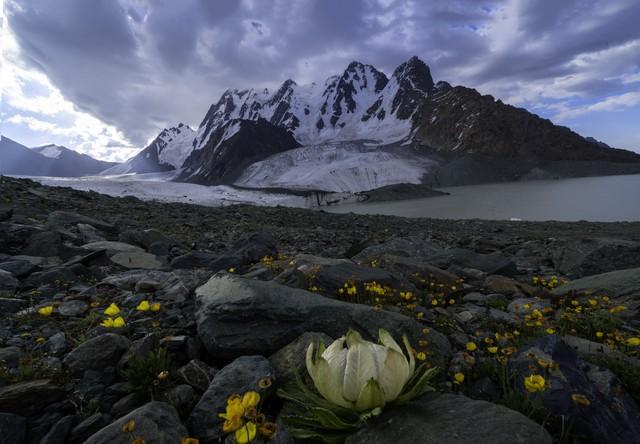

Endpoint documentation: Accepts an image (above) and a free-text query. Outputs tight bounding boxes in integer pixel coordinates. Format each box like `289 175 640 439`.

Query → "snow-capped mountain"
101 123 195 175
0 137 116 177
194 56 432 150
105 55 640 191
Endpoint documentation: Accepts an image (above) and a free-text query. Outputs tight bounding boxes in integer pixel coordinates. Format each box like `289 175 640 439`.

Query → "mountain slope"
101 124 195 175
178 118 300 185
32 144 116 175
0 137 116 177
413 82 639 162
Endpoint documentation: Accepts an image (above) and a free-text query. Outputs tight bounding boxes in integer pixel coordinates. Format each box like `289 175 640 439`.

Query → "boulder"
58 300 89 317
303 262 416 298
510 335 640 444
63 333 130 374
99 269 210 303
84 401 187 444
80 241 144 255
0 298 26 314
269 332 333 385
188 356 275 444
345 394 552 444
194 273 451 364
68 413 110 444
427 248 517 277
40 414 76 444
22 267 77 289
177 359 217 392
552 238 640 278
172 232 276 271
0 259 39 278
77 223 106 243
0 412 26 444
110 251 163 270
353 238 443 262
0 380 65 417
367 254 461 285
119 229 178 251
47 211 116 233
552 267 640 298
0 270 18 293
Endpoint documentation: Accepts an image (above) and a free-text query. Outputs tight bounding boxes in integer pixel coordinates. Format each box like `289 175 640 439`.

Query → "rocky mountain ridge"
0 137 116 177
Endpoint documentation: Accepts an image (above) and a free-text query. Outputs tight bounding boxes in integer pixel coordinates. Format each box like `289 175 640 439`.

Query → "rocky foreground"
0 175 639 444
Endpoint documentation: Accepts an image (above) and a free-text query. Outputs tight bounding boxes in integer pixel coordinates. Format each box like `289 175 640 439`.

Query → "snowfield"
235 143 434 192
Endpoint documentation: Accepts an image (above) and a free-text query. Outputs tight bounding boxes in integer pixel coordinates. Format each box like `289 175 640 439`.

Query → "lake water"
327 174 640 222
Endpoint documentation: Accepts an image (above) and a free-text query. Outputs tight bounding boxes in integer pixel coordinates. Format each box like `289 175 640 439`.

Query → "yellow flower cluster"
218 388 277 443
136 300 161 312
101 303 125 328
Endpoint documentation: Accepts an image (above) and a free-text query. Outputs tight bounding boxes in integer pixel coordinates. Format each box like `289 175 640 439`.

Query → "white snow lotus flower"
305 329 429 412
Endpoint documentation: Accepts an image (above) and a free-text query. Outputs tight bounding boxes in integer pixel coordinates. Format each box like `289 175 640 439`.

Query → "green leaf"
393 365 438 405
309 406 360 430
285 427 351 444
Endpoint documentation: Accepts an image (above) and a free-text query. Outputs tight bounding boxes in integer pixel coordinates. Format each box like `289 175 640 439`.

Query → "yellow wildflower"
228 267 236 273
150 303 161 312
113 316 126 328
524 374 547 393
416 351 427 361
180 438 200 444
626 337 640 346
235 422 257 444
136 300 150 311
38 306 54 316
596 331 604 338
157 370 169 380
466 342 477 352
453 372 465 384
241 391 261 409
104 303 120 316
100 318 115 328
545 328 556 335
487 346 498 354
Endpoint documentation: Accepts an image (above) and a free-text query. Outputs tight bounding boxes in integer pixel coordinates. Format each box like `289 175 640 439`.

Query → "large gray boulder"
0 270 18 293
552 267 640 298
0 380 65 417
345 394 552 444
552 238 640 278
188 356 275 444
84 401 187 444
194 273 451 363
63 333 130 374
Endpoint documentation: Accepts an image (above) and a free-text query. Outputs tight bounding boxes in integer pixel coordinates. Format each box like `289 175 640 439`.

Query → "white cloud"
553 91 640 121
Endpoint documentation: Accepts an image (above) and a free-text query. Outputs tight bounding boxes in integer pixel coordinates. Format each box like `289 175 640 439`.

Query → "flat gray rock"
63 333 130 374
81 241 144 254
110 251 163 270
552 267 640 298
345 394 552 444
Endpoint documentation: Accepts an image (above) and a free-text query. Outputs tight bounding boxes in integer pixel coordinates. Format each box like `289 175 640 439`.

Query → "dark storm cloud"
5 0 640 148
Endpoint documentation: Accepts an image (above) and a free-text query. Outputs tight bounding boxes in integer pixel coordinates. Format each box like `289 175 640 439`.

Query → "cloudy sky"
2 0 640 161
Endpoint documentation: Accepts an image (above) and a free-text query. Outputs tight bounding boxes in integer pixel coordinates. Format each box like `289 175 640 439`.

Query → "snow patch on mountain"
235 142 434 192
33 145 63 159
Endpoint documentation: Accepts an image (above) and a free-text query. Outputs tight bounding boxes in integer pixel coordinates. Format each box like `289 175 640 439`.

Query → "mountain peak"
392 56 434 92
